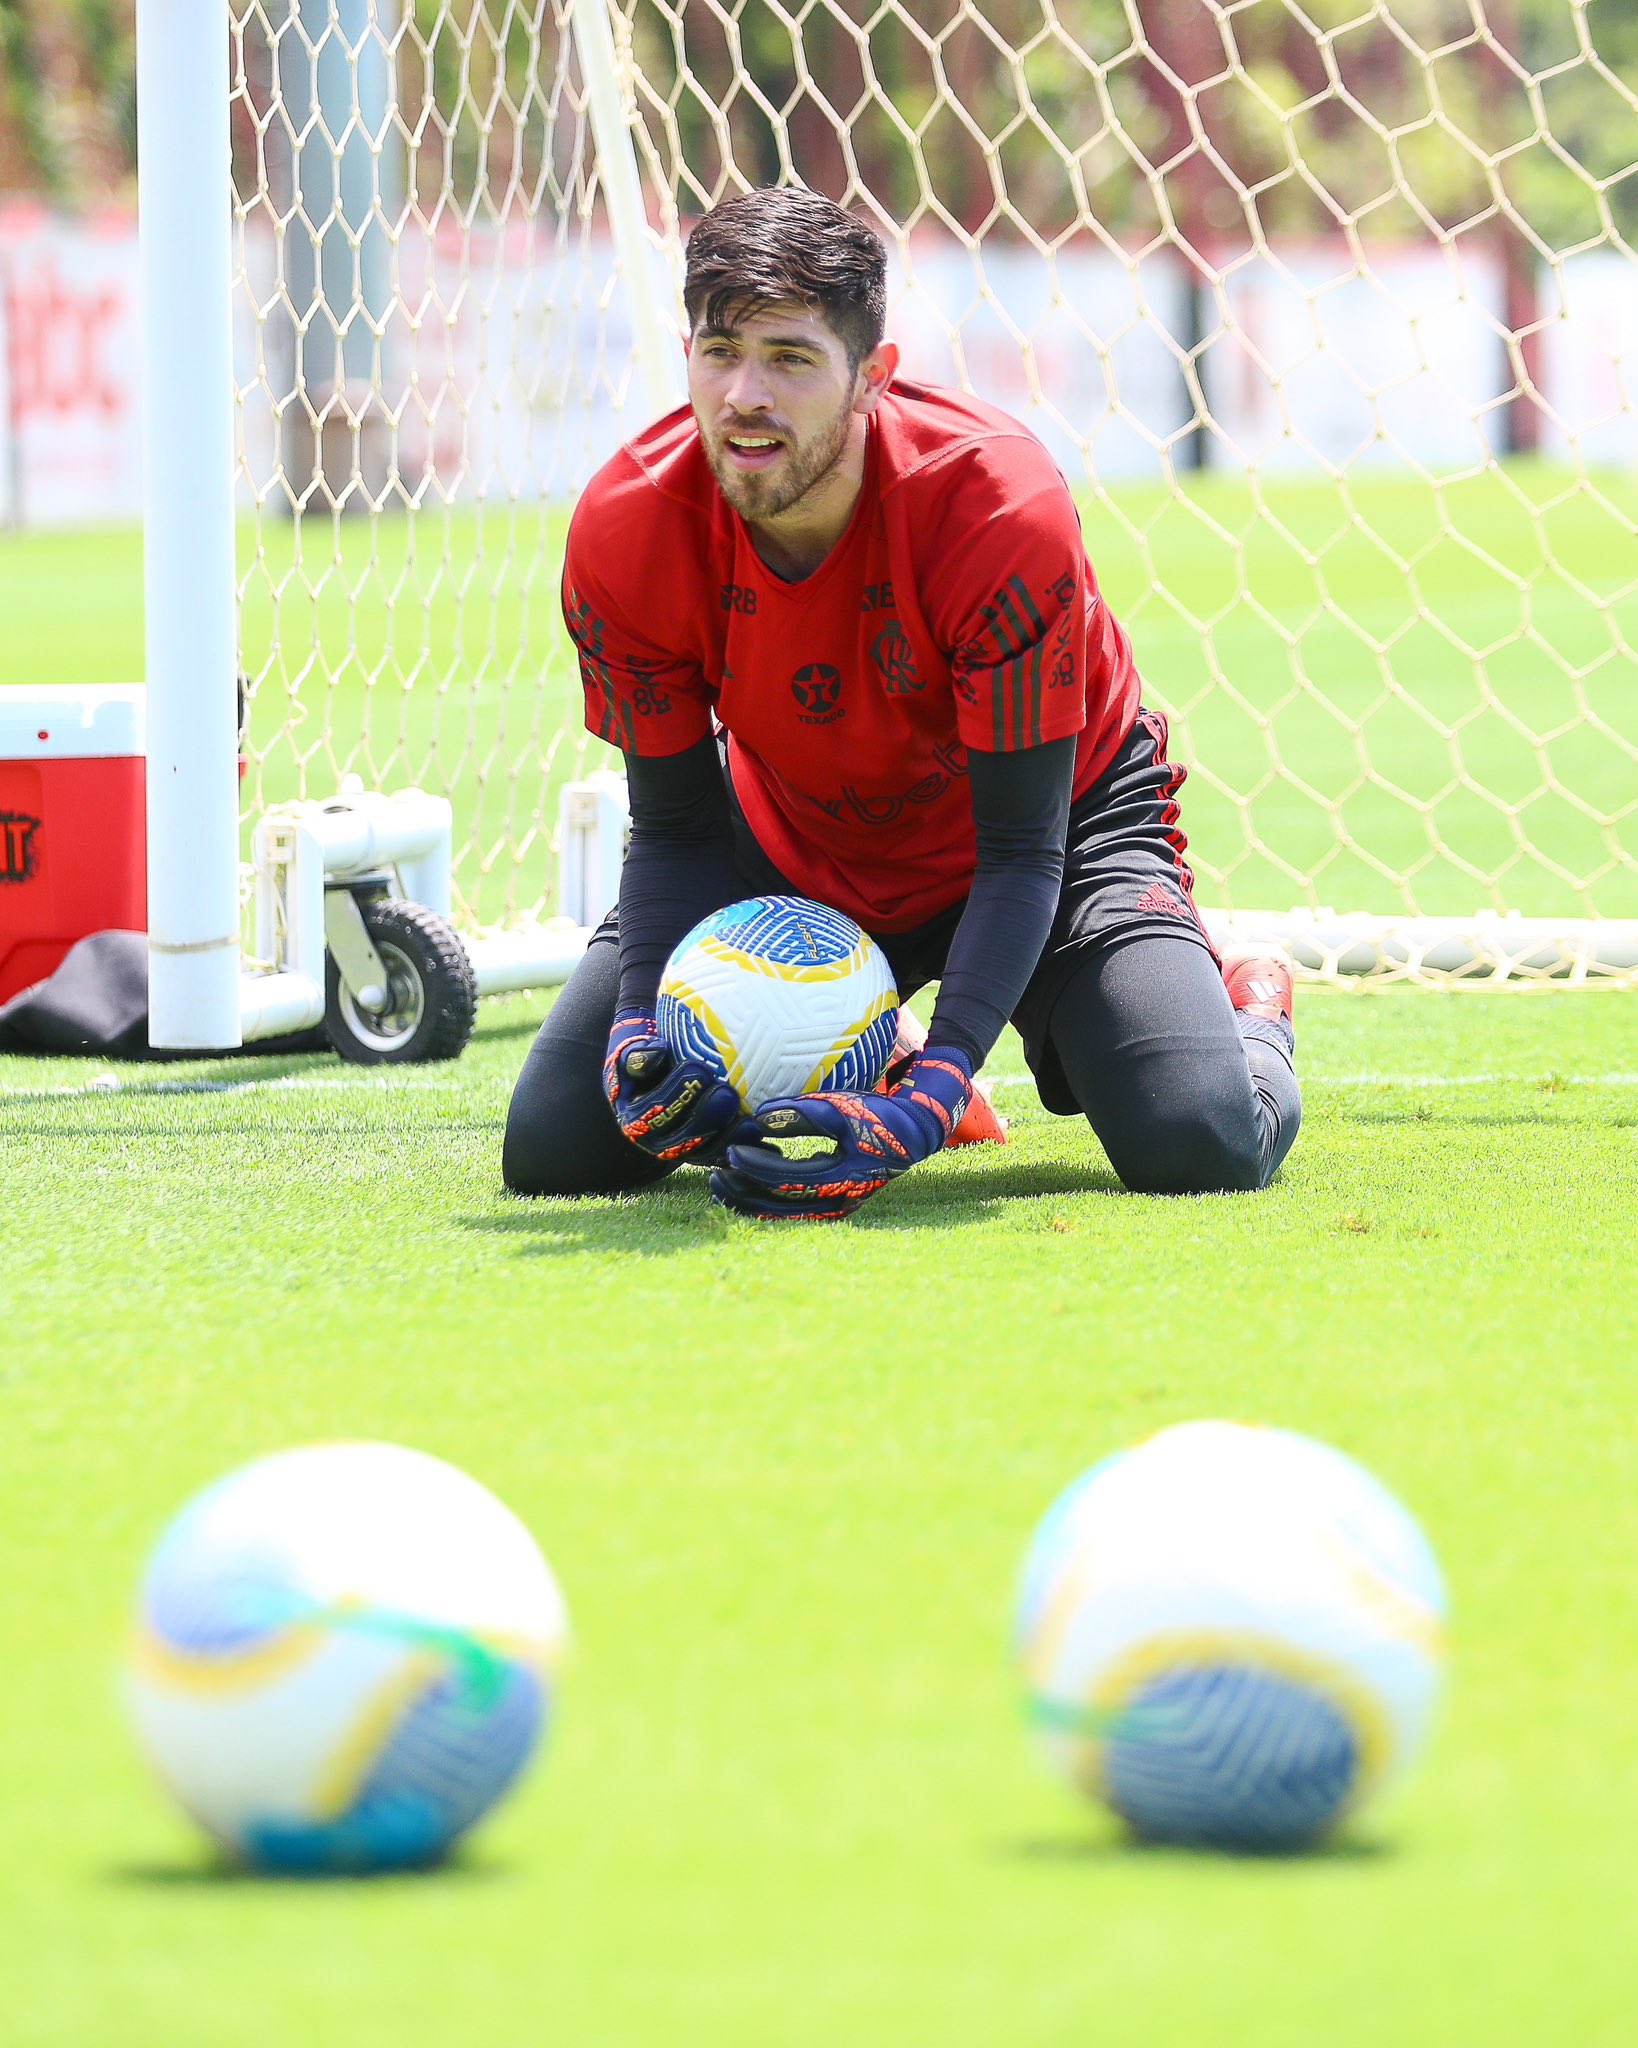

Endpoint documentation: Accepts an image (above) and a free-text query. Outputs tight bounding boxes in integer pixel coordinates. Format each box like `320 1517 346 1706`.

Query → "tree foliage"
623 0 1638 253
1 0 1633 260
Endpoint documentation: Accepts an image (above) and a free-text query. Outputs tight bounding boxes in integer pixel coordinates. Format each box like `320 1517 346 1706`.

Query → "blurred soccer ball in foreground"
657 894 898 1114
1016 1421 1445 1851
124 1442 567 1873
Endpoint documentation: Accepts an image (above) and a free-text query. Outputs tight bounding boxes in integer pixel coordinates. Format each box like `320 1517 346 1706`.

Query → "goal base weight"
207 783 589 1053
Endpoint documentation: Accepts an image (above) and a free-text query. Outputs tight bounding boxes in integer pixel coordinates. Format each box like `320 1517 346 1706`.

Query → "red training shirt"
564 379 1140 932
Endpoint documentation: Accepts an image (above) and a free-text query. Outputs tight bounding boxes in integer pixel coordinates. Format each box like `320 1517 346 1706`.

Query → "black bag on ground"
0 931 326 1059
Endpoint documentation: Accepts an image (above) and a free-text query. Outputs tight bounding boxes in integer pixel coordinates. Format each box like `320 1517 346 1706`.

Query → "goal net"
217 0 1638 986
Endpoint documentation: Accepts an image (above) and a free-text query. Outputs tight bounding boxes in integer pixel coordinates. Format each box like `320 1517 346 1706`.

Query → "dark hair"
683 188 887 368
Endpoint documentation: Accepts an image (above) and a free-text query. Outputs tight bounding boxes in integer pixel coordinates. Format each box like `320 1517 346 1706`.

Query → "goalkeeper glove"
602 1008 743 1163
709 1047 974 1222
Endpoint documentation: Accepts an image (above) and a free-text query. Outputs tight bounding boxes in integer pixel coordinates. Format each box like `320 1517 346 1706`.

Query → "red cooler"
0 685 147 1004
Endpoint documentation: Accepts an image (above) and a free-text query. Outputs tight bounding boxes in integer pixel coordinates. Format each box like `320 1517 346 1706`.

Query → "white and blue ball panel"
676 895 872 972
655 989 728 1080
811 1003 900 1094
127 1615 551 1874
1013 1451 1131 1649
658 893 899 1108
142 1493 317 1657
1100 1662 1361 1850
242 1649 547 1874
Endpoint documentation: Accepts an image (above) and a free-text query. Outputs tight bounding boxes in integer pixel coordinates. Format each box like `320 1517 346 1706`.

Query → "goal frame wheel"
323 890 478 1066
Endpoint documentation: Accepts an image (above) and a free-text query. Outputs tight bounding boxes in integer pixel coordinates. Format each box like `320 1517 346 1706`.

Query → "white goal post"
138 0 1638 1048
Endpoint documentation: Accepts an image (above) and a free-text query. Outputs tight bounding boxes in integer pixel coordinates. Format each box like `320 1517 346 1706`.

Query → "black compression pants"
502 920 1300 1200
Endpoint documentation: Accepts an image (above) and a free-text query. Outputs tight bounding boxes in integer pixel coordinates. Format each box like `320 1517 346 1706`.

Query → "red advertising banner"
0 202 143 527
1 201 1634 529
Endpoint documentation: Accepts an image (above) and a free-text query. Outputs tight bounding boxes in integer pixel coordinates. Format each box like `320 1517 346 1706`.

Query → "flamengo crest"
870 625 922 693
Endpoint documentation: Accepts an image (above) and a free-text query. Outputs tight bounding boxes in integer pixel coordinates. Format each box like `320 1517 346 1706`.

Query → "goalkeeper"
504 188 1300 1220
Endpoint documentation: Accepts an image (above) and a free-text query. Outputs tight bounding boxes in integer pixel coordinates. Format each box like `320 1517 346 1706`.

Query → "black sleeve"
616 736 741 1014
925 735 1075 1069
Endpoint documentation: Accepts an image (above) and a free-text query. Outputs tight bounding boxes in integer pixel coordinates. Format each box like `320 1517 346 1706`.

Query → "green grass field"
1 996 1635 2047
2 468 1636 2045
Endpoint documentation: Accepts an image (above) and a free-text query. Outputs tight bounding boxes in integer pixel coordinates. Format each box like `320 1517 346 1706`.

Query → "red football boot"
1222 949 1296 1034
878 1004 1010 1145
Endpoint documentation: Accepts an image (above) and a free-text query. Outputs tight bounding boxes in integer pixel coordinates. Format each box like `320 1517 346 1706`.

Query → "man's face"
687 303 867 522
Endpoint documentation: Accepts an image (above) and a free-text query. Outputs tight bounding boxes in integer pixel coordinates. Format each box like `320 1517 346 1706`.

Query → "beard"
702 395 855 522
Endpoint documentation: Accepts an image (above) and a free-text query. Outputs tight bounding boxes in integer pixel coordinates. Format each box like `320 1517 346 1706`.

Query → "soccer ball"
123 1442 568 1873
1016 1420 1446 1850
656 895 899 1114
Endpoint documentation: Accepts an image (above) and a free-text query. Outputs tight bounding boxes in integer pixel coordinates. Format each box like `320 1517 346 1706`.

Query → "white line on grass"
983 1071 1638 1090
5 1070 1635 1102
1305 1072 1638 1088
0 1071 469 1099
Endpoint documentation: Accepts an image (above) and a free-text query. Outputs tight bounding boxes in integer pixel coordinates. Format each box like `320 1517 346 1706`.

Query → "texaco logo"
791 662 845 725
870 624 922 694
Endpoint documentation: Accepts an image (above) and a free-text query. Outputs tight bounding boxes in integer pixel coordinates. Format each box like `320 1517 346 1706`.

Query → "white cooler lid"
0 684 146 759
